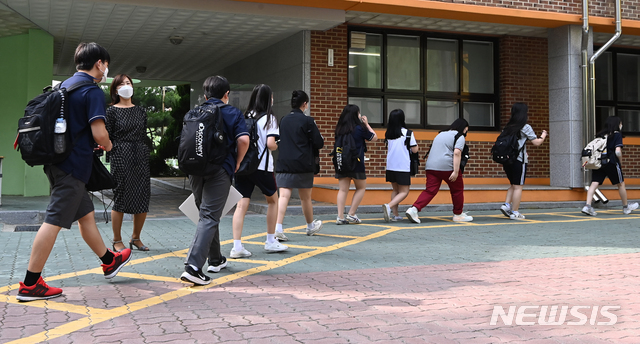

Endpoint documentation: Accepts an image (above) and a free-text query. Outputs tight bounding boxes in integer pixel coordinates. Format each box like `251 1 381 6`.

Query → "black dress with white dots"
105 105 150 214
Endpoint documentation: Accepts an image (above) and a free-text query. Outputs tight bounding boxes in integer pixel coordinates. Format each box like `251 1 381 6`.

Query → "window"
348 28 498 130
595 49 640 134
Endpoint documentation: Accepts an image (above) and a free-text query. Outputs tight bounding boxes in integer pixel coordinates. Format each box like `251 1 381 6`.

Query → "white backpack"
581 135 608 170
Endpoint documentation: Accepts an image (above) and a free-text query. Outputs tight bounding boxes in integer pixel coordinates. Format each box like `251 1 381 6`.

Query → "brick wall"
310 24 348 177
623 145 640 178
310 26 551 179
432 0 639 20
497 36 550 178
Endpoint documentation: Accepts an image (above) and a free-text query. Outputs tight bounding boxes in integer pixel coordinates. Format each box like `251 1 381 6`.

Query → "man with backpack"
180 76 249 285
16 43 132 302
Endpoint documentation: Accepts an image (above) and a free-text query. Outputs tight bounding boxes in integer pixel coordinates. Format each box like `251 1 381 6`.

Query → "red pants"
412 170 465 215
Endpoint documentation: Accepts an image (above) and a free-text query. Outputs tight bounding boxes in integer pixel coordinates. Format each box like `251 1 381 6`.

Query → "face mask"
100 65 109 83
118 85 133 99
463 132 468 137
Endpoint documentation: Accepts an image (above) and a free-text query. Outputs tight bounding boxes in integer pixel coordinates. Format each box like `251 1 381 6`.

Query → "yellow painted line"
7 224 404 344
313 233 361 239
109 272 183 283
241 241 324 250
227 258 271 264
0 294 99 315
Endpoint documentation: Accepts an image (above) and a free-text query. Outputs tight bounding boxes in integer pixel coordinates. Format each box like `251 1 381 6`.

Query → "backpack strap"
404 129 413 152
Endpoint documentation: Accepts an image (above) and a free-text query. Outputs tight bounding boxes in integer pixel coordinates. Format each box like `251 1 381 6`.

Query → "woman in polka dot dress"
106 74 151 252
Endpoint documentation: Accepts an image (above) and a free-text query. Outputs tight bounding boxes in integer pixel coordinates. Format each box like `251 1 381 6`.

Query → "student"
180 76 249 285
17 43 132 302
582 116 638 216
231 84 288 258
405 118 472 224
382 109 418 222
106 74 151 252
275 90 325 238
498 103 547 220
334 105 378 225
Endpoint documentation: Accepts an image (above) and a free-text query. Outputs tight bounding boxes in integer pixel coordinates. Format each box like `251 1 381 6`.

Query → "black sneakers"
207 256 228 273
180 265 211 285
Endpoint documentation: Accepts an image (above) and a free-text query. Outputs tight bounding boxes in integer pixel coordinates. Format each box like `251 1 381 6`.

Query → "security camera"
136 66 147 73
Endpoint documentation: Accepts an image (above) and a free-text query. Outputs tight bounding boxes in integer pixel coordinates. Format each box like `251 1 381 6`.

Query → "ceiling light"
169 36 184 45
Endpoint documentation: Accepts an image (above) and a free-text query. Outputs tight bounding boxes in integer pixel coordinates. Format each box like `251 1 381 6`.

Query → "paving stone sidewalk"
1 206 640 343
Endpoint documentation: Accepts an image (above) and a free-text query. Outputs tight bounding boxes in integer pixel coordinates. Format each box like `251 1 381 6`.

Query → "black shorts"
44 165 94 229
235 170 277 198
592 162 624 185
385 170 411 186
503 161 527 186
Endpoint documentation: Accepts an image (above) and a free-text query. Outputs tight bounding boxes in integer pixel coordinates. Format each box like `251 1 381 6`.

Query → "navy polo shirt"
204 98 248 177
56 72 106 184
351 125 375 173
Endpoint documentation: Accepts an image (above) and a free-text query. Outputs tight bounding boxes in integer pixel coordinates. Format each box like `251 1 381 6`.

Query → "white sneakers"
229 246 252 259
581 205 597 216
453 213 473 222
382 204 392 223
623 202 639 215
275 232 289 241
306 219 323 236
405 206 420 224
264 241 288 252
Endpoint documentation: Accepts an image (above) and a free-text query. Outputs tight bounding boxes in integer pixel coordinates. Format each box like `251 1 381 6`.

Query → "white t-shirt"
516 124 537 163
425 130 465 171
248 111 279 172
386 128 417 172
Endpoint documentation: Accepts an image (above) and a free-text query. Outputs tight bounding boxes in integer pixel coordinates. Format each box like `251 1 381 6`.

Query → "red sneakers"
102 248 132 279
17 277 63 302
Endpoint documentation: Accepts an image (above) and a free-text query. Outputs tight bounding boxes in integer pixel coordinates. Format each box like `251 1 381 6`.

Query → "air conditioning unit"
350 31 366 51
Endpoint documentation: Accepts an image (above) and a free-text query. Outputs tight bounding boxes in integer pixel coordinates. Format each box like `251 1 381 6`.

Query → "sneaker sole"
265 246 288 252
500 208 511 217
180 272 211 285
453 218 473 222
581 210 597 216
382 205 390 223
16 293 63 302
229 252 252 259
406 213 420 224
104 252 133 279
306 225 323 236
207 261 228 273
275 234 289 242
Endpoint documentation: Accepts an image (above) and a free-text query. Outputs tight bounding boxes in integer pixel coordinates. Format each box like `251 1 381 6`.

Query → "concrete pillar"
0 29 53 196
548 25 592 188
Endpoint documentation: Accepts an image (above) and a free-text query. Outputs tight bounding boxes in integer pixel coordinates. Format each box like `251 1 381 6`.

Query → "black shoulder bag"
404 130 420 176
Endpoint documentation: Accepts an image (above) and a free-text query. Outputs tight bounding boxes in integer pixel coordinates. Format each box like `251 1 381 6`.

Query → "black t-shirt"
606 131 623 165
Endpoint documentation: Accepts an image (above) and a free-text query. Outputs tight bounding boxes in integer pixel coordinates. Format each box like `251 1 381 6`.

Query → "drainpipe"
581 0 591 191
582 0 621 203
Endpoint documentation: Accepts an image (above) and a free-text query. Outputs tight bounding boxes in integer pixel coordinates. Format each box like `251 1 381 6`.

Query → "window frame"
594 47 640 135
347 26 500 131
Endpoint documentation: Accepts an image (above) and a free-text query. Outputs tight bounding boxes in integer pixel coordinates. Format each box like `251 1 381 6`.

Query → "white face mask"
100 66 109 83
118 85 133 99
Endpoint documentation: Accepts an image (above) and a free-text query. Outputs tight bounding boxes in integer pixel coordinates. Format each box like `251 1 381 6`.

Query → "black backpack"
16 81 98 167
178 103 228 176
454 133 470 173
404 129 420 176
491 131 522 165
236 113 268 176
331 133 360 173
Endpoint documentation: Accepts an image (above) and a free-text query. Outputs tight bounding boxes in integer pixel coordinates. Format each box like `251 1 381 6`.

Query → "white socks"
266 234 276 244
233 240 243 251
307 222 314 230
275 223 283 233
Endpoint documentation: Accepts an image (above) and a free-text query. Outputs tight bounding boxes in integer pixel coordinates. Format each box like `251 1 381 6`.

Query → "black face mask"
462 132 468 137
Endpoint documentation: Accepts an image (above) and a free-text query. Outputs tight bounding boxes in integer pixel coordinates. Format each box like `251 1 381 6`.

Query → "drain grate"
14 225 40 232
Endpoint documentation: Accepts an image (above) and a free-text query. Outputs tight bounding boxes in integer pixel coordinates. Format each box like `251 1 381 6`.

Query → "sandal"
129 238 149 251
112 240 125 252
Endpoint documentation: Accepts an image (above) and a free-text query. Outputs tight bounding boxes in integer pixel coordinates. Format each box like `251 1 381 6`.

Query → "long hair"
385 109 406 140
245 84 275 130
109 74 133 105
441 118 469 135
335 104 363 136
597 116 622 137
502 102 528 137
